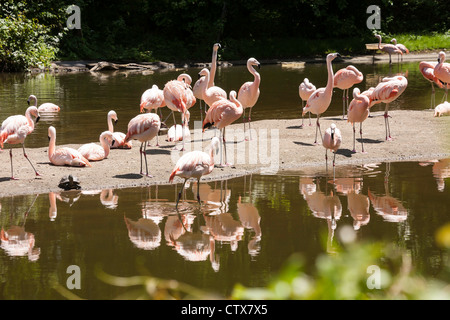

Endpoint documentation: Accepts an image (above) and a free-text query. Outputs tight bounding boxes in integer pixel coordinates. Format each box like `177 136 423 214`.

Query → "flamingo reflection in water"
124 213 162 251
419 158 450 192
368 163 408 223
0 195 40 261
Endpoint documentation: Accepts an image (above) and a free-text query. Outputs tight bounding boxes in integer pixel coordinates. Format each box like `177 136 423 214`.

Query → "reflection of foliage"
55 224 450 300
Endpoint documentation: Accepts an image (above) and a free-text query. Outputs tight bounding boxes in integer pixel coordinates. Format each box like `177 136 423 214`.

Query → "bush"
0 13 62 72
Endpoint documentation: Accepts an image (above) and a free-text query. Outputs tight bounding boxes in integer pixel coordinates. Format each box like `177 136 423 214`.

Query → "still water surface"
0 160 449 299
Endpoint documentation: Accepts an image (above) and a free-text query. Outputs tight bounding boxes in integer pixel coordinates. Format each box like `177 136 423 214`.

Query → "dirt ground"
1 109 449 197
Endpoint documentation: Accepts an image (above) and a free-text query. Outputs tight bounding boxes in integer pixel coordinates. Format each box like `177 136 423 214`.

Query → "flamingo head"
330 123 337 140
248 57 261 69
177 73 192 86
108 110 118 122
198 68 209 79
27 95 37 106
27 106 40 123
327 52 341 62
438 51 446 64
213 43 221 51
390 38 397 45
352 87 361 98
210 137 220 154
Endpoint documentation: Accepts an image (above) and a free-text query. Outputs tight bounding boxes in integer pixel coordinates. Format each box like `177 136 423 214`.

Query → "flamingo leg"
352 123 356 153
431 82 435 108
325 149 328 172
197 178 201 204
360 122 366 153
342 90 346 119
143 141 152 177
139 143 144 174
22 144 40 177
200 100 203 125
181 112 185 151
314 114 323 144
9 149 17 180
300 100 304 128
176 178 188 209
384 103 392 140
243 108 247 141
248 108 253 141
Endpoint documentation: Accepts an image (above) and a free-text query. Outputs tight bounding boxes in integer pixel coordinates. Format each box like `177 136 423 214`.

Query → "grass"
385 32 450 52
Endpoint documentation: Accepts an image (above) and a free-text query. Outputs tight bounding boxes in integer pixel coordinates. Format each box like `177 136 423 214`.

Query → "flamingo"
370 75 408 140
419 61 444 108
198 68 227 108
434 51 450 101
203 90 243 166
303 52 340 144
333 65 364 119
193 43 221 123
124 113 161 176
0 106 41 179
434 101 450 117
375 34 402 64
238 57 261 141
163 75 194 151
78 131 115 161
47 126 91 167
347 88 371 153
107 110 132 149
27 95 60 113
299 78 316 127
167 111 191 142
169 137 220 208
140 84 166 119
323 123 342 172
390 38 409 61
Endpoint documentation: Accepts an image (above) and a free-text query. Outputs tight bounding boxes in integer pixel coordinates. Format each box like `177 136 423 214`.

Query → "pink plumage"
140 85 166 113
347 88 371 153
48 126 91 167
334 65 364 118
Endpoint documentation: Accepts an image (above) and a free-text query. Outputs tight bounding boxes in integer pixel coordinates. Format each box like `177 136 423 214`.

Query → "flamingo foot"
10 176 18 181
351 149 357 153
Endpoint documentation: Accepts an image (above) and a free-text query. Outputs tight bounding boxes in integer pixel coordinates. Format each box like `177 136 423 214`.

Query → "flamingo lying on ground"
169 137 220 208
0 106 41 179
107 110 132 149
238 57 261 141
299 78 316 127
333 65 363 119
78 131 115 161
124 113 161 176
347 88 371 153
303 52 340 144
48 126 91 167
203 90 243 167
375 35 402 64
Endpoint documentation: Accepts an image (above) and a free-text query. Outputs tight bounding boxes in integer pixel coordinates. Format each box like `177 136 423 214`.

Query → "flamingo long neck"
30 97 37 107
107 115 114 132
100 135 111 158
209 47 219 88
324 58 335 96
48 132 56 160
201 70 211 96
377 36 382 49
249 63 261 88
25 109 35 130
230 93 243 113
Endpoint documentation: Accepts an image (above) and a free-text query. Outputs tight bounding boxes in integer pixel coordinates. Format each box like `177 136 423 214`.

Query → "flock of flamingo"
1 38 449 207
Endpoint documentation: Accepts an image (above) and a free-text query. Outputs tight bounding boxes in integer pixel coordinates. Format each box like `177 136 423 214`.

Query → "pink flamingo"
370 75 408 140
198 68 227 108
322 123 342 173
303 52 340 144
375 35 403 64
390 38 409 62
163 75 194 151
169 137 220 208
27 95 60 113
78 131 115 161
347 88 371 153
299 78 316 127
0 106 41 179
434 51 450 101
193 43 221 123
140 84 166 119
124 113 161 176
167 111 191 142
333 65 363 118
419 61 444 108
238 57 261 141
107 110 132 149
203 90 243 166
47 126 91 167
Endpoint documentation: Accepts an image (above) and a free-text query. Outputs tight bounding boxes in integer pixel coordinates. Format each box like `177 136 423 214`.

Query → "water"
0 160 449 299
0 61 442 149
0 61 449 299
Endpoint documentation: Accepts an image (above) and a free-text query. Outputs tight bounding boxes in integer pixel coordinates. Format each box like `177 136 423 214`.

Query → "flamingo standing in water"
0 106 41 179
434 51 450 101
169 137 220 208
107 110 132 149
299 78 316 127
347 88 371 153
78 131 115 161
27 95 60 113
203 90 243 166
193 43 221 123
391 38 409 62
323 123 342 173
238 57 261 141
124 113 161 176
47 126 91 167
375 35 403 64
370 75 408 140
333 65 363 119
303 52 340 144
419 61 444 108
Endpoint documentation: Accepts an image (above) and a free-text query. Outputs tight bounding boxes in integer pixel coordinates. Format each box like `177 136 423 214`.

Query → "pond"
0 59 449 299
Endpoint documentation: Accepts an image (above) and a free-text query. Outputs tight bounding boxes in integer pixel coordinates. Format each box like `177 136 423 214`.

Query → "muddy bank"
0 109 449 197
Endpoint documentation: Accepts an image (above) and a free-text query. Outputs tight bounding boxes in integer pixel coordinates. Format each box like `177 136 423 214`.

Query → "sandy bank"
0 109 449 197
